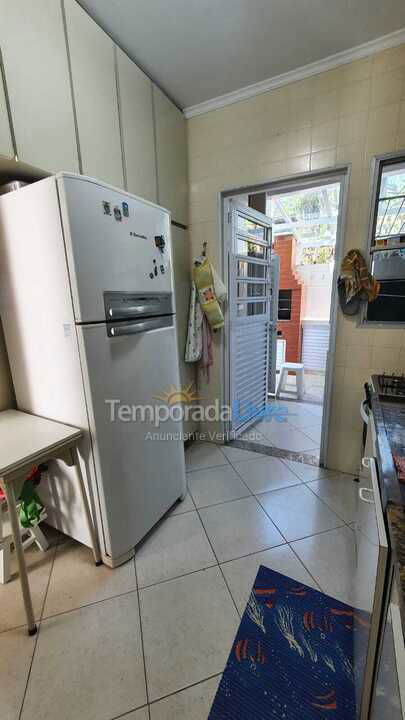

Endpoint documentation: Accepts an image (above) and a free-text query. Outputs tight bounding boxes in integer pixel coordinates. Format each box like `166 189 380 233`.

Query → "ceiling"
80 0 405 110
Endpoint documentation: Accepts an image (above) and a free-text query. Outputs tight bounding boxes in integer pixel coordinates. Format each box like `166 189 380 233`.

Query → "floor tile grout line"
303 479 356 527
39 585 140 624
254 491 348 546
216 453 259 499
224 452 306 498
186 454 255 509
38 533 63 621
187 490 253 513
138 561 220 592
229 447 323 495
17 536 59 720
193 503 243 620
147 671 223 708
287 542 324 593
276 455 309 481
253 479 348 528
18 620 42 720
110 702 149 720
226 443 310 480
186 461 229 474
134 555 152 720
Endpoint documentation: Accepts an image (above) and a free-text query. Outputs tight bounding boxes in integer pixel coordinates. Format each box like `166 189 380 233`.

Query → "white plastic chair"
0 496 49 584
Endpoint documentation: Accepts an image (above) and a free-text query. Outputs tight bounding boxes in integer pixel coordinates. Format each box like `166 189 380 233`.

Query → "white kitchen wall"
187 44 405 473
296 264 333 321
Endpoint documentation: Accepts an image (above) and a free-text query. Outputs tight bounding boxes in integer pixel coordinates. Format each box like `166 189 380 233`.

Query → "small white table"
0 410 101 635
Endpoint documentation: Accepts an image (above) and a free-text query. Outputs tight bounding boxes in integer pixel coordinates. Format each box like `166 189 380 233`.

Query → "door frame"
220 165 351 466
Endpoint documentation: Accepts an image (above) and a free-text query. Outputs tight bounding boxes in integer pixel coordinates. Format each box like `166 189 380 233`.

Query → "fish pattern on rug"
209 565 369 719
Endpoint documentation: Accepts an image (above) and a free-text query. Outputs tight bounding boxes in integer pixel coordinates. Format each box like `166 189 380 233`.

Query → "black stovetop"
372 373 405 400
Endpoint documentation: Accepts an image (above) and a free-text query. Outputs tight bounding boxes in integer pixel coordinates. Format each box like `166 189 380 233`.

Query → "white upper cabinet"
64 0 123 188
0 69 12 159
116 48 156 203
153 85 188 225
0 0 79 172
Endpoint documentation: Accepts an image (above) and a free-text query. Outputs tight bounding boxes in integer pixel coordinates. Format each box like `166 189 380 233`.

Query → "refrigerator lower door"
77 317 186 565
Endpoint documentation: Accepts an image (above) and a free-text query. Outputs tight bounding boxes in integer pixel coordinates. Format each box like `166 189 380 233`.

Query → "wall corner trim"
183 26 405 119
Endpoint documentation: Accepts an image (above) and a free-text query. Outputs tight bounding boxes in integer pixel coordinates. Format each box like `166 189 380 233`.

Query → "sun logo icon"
153 383 200 406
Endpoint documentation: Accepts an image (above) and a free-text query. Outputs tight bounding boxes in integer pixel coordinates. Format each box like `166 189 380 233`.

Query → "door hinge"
227 211 231 223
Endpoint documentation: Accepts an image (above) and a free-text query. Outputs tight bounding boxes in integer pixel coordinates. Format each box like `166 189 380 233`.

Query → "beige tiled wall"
187 44 405 473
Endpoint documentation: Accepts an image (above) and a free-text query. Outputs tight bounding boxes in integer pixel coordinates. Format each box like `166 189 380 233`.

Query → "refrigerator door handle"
107 303 162 319
107 315 173 338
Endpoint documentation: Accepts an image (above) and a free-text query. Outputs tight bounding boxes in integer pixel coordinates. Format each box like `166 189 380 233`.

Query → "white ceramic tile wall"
187 44 405 473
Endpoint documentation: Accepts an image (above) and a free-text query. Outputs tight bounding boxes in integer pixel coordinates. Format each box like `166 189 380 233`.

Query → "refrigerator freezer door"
57 174 173 323
77 319 186 563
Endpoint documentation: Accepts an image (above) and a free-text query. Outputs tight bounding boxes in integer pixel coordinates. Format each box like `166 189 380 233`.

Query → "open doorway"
223 170 348 467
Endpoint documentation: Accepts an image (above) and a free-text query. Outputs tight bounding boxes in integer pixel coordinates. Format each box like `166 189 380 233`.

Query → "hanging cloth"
340 249 380 303
200 314 213 381
193 257 225 330
185 281 203 362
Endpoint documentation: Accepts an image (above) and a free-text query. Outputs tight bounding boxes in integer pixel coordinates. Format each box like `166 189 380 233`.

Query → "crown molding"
183 27 405 119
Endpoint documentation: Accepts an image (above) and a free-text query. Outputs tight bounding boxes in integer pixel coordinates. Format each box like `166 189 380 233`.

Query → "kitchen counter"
370 391 405 634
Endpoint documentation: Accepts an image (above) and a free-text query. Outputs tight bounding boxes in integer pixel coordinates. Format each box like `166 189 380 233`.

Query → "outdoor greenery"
300 245 335 265
269 183 339 265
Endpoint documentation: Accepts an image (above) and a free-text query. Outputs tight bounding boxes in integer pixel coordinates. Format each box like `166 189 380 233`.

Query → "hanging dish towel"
340 249 380 303
185 281 203 362
185 256 227 382
200 314 213 381
193 257 225 330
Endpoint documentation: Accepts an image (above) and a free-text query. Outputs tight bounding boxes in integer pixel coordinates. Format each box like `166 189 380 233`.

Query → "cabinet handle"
360 400 369 424
359 487 375 504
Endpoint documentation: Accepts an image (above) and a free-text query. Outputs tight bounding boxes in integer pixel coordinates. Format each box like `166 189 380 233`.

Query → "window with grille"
278 289 292 320
366 153 405 323
372 158 405 246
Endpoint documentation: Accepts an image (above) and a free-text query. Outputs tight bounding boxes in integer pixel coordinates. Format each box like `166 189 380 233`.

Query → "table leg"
71 446 102 566
3 481 37 635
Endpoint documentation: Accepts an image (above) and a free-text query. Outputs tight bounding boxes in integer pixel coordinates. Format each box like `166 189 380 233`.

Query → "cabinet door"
0 68 12 158
353 456 389 719
171 226 197 436
64 0 123 188
0 0 78 172
370 599 405 719
153 85 188 225
116 48 156 202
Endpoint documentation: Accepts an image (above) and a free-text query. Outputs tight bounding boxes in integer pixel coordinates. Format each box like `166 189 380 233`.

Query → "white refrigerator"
0 173 186 567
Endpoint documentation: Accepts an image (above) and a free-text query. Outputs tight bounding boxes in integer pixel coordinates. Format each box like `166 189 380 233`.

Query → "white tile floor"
252 399 323 456
0 442 358 720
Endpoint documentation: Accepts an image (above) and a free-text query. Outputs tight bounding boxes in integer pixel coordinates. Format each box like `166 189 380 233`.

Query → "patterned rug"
209 566 369 719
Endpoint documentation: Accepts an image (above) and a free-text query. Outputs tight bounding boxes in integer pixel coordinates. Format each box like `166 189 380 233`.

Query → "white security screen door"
227 201 273 435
